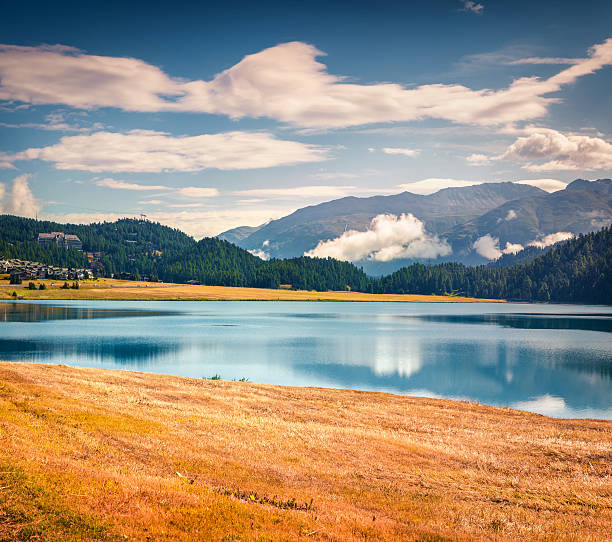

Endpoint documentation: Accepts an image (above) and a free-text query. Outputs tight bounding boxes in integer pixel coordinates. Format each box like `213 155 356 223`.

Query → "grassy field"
0 277 502 302
0 363 609 541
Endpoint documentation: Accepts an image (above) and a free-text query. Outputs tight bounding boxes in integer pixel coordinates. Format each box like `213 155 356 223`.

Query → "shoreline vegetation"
0 277 503 302
0 362 609 541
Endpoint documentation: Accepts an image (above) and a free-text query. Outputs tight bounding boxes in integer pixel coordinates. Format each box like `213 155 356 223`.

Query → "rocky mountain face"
218 179 612 274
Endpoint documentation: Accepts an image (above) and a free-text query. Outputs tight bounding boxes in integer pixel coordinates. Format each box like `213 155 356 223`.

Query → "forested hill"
0 215 196 277
158 238 370 291
373 226 612 304
1 214 610 303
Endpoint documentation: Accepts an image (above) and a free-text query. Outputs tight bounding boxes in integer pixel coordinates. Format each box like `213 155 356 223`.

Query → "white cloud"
465 153 490 166
95 178 219 199
475 231 574 259
505 209 517 221
460 1 484 14
500 129 612 171
508 57 581 66
95 178 168 191
473 234 523 260
234 185 356 199
248 249 270 260
528 232 574 249
0 44 183 111
473 234 502 259
398 178 485 195
305 213 451 262
382 147 420 157
513 178 567 192
176 187 219 198
4 130 328 172
1 39 611 129
503 242 523 254
0 174 41 218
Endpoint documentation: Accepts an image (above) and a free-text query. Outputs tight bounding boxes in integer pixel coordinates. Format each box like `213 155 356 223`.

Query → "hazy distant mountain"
218 179 612 274
225 182 544 258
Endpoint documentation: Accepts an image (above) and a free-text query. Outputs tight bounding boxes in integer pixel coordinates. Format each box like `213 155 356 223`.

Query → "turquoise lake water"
0 300 610 419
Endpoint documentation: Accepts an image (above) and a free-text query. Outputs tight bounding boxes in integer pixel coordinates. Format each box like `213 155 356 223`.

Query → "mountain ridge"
219 179 612 273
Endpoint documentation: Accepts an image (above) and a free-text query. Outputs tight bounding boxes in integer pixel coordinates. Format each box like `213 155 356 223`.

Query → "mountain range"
219 179 612 274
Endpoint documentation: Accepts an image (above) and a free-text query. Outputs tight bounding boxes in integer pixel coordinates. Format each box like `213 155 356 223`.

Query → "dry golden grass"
0 362 609 541
0 278 502 303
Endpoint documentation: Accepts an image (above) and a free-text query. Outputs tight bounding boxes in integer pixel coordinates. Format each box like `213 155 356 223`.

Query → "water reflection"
408 313 612 333
0 337 180 364
0 301 178 322
0 300 610 418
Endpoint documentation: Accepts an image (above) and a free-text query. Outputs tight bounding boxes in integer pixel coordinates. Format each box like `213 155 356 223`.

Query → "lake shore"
0 278 502 302
0 362 609 541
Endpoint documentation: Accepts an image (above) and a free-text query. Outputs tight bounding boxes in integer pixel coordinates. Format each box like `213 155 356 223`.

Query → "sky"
0 0 611 238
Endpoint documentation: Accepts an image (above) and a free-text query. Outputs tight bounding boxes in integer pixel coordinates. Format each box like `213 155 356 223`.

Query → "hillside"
158 237 370 291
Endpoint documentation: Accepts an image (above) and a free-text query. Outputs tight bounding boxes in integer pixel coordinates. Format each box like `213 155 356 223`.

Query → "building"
37 232 83 251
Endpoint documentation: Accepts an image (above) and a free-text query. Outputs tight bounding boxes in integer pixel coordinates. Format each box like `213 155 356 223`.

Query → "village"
0 258 93 282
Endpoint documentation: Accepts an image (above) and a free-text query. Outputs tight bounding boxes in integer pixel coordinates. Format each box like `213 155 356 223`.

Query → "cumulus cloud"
503 242 524 254
398 178 485 195
528 232 574 248
513 178 567 192
305 213 451 262
248 248 270 260
1 39 611 129
500 128 612 171
3 130 327 172
473 234 523 260
0 174 41 218
382 147 420 157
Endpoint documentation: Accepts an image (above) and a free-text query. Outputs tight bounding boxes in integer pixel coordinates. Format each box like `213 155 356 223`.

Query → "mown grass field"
0 363 609 541
0 277 502 302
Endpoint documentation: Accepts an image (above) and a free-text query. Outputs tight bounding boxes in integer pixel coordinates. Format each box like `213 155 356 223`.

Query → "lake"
0 300 610 419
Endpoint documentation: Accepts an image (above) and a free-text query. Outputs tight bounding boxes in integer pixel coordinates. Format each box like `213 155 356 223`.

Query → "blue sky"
0 0 611 237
